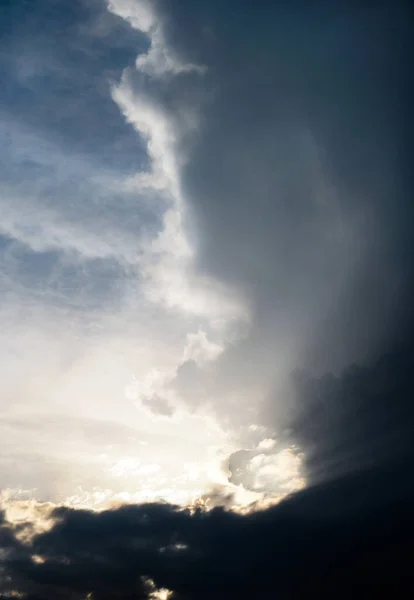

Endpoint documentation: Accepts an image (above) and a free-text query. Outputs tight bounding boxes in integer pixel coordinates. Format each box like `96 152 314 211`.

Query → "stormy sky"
1 0 413 597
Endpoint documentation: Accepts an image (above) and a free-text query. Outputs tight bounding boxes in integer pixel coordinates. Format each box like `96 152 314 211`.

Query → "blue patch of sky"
0 0 165 313
1 0 149 174
0 232 135 313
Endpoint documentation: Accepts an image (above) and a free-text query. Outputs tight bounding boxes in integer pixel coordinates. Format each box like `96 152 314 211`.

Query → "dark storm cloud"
150 0 414 497
263 334 414 487
223 329 414 491
150 0 414 374
1 455 414 599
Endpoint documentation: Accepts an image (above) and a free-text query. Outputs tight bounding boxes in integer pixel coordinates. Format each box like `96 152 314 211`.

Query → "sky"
1 0 413 598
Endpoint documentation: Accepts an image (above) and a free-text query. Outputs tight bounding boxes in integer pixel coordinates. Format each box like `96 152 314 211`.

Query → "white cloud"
257 438 276 450
110 40 247 327
107 0 155 34
108 0 205 76
182 330 223 365
248 448 305 494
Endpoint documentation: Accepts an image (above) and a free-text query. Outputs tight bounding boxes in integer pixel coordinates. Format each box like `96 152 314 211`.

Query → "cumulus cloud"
109 0 205 77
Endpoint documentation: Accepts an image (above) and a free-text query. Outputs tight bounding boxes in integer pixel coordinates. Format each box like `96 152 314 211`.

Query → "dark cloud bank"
1 449 414 598
173 0 414 375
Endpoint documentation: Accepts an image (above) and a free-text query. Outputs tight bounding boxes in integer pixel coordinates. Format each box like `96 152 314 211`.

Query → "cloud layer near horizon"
2 448 414 598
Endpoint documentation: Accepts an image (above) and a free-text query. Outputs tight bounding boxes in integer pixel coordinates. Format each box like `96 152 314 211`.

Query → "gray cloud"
133 0 413 379
141 394 174 417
